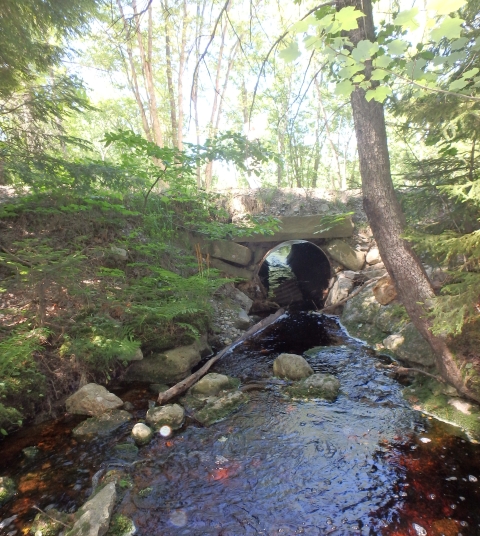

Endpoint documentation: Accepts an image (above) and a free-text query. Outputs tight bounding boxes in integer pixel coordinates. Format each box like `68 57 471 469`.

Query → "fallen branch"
0 244 33 267
32 506 72 529
157 308 285 405
319 275 382 314
386 364 447 384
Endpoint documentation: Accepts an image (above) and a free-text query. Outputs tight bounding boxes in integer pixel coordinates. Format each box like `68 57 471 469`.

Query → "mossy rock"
30 509 71 536
0 476 15 506
373 303 409 334
286 374 340 402
195 391 248 426
403 378 480 440
106 514 136 536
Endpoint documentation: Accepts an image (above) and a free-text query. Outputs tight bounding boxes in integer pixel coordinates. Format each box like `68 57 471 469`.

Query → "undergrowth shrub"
0 329 48 432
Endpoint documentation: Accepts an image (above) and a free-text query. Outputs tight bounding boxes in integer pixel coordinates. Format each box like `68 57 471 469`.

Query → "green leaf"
352 73 365 83
279 41 301 62
427 0 467 16
462 68 479 78
373 55 393 68
404 58 427 80
449 78 469 91
291 16 317 33
0 428 7 436
351 39 379 62
385 39 409 56
338 63 364 78
335 6 364 31
304 35 322 50
451 37 468 50
370 69 389 81
365 86 392 103
394 8 420 31
335 79 355 97
431 17 464 41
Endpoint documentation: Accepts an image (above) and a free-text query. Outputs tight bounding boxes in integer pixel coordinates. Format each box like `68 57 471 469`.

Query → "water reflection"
1 313 480 535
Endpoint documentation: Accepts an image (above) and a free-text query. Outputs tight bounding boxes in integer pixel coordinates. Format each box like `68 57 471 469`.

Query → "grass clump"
107 514 135 536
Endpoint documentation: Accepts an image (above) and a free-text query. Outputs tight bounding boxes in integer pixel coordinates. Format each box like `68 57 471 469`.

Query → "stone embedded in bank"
207 240 252 266
72 410 132 441
324 239 366 271
273 353 313 380
66 383 124 417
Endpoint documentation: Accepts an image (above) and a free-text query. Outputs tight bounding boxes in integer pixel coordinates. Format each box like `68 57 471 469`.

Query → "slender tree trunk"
162 0 178 146
338 0 478 401
177 0 188 151
315 78 343 190
116 0 153 141
132 0 164 146
204 16 229 190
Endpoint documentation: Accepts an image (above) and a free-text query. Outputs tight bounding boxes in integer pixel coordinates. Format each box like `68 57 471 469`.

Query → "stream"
1 312 480 535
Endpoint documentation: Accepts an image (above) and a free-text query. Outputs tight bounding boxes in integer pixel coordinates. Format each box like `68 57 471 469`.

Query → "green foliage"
0 329 48 430
313 211 354 234
59 314 140 373
107 514 135 536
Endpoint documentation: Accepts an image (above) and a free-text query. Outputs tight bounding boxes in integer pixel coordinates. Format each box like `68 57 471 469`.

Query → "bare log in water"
157 308 285 405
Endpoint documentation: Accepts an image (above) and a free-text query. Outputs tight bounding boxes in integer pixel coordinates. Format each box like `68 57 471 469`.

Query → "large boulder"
66 384 124 417
146 404 184 431
72 410 132 441
190 373 232 397
273 353 313 380
383 323 436 368
65 482 117 536
125 335 210 384
324 240 366 271
207 240 252 266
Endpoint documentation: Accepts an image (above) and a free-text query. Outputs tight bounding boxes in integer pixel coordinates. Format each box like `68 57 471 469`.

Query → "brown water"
1 312 480 535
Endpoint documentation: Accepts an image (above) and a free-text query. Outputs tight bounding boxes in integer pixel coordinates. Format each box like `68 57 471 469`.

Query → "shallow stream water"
1 312 480 535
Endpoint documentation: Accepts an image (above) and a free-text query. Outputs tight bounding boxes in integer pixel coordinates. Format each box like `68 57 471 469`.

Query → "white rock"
366 247 381 265
448 398 472 415
131 423 153 446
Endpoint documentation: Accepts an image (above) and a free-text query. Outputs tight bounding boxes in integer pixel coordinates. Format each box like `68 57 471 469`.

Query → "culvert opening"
257 240 331 310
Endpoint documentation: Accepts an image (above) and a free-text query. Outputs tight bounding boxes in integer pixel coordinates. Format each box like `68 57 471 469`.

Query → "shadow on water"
1 312 480 535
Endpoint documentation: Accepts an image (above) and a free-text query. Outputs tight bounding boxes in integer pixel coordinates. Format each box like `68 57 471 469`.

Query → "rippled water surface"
1 312 480 535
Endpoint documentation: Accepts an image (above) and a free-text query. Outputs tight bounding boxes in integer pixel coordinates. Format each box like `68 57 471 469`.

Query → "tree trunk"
338 0 479 401
177 0 188 151
132 0 164 147
163 0 178 146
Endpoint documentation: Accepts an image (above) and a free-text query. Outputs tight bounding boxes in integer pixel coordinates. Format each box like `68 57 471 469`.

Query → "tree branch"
249 2 336 123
